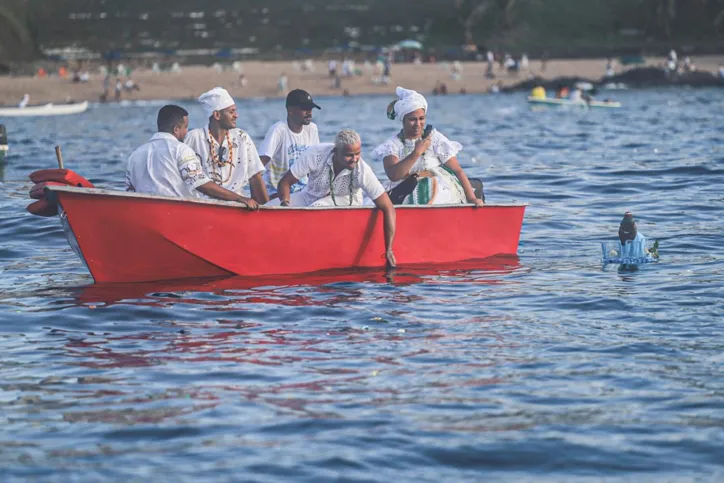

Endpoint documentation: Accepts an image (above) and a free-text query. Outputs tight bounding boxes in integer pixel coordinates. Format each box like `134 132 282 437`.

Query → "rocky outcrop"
508 67 724 92
606 67 724 87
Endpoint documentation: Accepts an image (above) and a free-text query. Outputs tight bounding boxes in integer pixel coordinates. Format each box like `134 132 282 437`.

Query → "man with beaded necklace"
275 129 397 268
185 87 269 207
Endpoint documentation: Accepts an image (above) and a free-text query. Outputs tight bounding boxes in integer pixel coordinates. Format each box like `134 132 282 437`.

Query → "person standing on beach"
278 72 288 93
102 75 111 102
258 89 321 197
184 87 269 205
114 78 122 102
125 105 259 209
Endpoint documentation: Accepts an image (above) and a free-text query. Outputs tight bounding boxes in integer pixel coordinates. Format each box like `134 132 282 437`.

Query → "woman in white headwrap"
372 87 483 206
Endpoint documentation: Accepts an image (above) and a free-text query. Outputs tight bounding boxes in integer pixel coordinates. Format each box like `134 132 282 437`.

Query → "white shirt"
125 132 209 198
372 130 463 189
184 127 265 195
291 144 385 206
258 120 319 193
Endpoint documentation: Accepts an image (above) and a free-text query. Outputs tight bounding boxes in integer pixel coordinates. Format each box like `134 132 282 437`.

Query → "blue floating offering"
602 232 659 265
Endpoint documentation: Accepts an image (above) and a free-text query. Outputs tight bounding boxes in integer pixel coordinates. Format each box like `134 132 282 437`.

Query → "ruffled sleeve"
431 131 463 163
372 137 403 163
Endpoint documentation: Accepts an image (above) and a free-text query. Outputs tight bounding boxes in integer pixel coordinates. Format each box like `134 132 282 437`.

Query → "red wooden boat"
45 185 526 283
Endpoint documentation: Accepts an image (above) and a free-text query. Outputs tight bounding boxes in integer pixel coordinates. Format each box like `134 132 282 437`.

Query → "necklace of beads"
328 156 355 207
207 129 235 184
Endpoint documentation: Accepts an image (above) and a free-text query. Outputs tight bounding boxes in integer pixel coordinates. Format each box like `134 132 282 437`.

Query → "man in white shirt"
258 89 321 197
125 104 259 209
276 129 397 268
18 94 30 108
184 87 269 204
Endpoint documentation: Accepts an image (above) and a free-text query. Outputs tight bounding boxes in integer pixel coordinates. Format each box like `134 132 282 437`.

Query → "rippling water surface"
1 89 723 482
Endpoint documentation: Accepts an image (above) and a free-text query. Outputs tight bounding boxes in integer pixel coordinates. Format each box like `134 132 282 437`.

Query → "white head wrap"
198 87 235 118
389 86 428 121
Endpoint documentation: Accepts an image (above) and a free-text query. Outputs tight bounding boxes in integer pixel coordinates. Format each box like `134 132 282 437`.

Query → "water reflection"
69 256 522 307
0 257 527 433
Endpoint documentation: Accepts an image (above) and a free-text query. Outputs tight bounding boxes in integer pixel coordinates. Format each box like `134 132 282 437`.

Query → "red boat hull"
50 187 526 283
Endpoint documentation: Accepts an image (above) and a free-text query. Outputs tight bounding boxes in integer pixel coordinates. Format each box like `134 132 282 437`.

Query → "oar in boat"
55 145 64 169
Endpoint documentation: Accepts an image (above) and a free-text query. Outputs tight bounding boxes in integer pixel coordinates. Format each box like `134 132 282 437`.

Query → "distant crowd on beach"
12 46 724 108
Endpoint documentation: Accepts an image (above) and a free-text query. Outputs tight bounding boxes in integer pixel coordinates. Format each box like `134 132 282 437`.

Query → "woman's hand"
385 250 397 268
413 136 432 156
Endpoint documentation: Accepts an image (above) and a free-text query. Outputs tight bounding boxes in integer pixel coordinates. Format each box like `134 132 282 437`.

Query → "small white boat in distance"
527 97 622 109
0 101 89 117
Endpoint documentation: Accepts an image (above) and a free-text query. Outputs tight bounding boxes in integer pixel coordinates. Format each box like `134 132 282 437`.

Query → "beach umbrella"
397 40 423 50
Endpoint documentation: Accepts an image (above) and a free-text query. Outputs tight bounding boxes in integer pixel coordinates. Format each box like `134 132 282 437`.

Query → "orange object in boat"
29 169 94 188
29 181 67 200
27 199 59 217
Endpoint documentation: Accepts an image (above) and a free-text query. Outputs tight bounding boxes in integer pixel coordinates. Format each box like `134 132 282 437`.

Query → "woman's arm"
383 136 432 182
372 192 397 267
444 156 484 207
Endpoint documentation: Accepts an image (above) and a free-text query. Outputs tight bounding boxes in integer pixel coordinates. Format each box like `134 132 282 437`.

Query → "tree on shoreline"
453 0 530 44
454 0 495 44
0 1 35 63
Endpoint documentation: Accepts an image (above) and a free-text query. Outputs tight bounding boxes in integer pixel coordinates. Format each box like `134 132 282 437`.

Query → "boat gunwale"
47 185 528 211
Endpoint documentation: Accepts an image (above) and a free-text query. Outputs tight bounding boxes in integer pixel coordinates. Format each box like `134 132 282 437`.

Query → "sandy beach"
0 56 722 106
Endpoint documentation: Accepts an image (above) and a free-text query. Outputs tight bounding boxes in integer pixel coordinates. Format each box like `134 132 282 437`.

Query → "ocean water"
1 89 723 482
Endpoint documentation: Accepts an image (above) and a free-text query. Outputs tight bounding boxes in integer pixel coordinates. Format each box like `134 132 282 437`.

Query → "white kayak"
527 97 622 109
0 101 89 117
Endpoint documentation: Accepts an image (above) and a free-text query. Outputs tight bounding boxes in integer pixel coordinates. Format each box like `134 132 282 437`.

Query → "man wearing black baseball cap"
286 88 321 110
258 89 321 197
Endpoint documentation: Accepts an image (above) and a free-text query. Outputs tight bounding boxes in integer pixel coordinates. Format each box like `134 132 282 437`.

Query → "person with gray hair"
276 128 397 267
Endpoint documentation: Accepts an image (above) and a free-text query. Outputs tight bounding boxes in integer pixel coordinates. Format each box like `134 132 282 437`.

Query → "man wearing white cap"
184 87 269 205
126 105 258 209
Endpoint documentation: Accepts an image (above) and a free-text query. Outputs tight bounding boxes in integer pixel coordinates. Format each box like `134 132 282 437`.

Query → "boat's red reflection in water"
71 255 522 307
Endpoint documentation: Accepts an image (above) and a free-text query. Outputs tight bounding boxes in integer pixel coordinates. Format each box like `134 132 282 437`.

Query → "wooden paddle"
54 145 64 169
